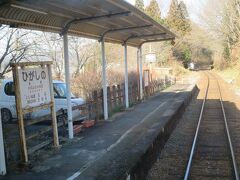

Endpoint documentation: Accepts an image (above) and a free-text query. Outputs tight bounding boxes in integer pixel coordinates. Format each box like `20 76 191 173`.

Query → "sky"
125 0 205 24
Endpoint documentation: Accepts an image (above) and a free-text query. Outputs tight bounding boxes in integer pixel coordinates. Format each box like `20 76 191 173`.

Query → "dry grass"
216 62 240 87
168 60 189 76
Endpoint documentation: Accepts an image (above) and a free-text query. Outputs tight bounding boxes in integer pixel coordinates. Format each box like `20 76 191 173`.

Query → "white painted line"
107 101 167 152
66 100 168 180
66 90 189 180
66 88 192 180
67 172 81 180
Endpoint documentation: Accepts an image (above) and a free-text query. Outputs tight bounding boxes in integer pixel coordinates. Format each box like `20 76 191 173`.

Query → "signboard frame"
144 69 150 87
145 53 156 63
11 61 59 163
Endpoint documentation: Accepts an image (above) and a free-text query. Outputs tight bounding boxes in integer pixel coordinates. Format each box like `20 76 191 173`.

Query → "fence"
82 76 176 121
2 76 175 166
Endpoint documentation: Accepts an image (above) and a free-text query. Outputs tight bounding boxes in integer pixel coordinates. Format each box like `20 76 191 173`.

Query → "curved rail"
184 72 239 180
215 74 239 180
184 72 209 180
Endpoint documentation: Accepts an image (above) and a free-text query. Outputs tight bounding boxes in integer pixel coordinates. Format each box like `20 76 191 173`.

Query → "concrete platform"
3 83 197 180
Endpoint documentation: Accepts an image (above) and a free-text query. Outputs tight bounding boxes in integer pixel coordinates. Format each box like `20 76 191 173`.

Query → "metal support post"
63 33 73 139
137 48 140 100
139 46 143 100
0 111 6 175
101 39 108 120
124 44 129 108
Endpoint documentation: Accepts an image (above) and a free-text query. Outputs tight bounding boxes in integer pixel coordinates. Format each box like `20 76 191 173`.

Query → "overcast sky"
125 0 206 23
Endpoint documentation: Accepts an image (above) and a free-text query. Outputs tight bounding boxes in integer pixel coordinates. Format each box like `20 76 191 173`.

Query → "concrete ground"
3 78 198 180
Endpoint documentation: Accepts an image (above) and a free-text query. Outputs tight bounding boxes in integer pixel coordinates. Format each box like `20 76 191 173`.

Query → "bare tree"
69 37 97 77
0 26 31 78
34 32 64 80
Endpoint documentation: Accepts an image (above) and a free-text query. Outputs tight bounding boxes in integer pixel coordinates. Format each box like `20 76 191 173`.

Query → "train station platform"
4 78 198 180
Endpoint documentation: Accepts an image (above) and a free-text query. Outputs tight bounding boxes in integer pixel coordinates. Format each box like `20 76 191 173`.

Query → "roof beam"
124 32 167 43
60 11 131 36
139 37 175 47
99 24 153 41
107 0 176 37
10 3 48 15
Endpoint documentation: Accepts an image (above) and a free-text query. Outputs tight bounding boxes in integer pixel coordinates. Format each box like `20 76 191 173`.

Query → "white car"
188 62 195 71
0 79 85 123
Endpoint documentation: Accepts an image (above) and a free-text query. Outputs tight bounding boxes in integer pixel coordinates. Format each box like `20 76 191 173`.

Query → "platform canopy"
0 0 175 47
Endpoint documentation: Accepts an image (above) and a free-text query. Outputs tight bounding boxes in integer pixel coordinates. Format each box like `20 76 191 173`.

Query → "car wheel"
1 108 12 123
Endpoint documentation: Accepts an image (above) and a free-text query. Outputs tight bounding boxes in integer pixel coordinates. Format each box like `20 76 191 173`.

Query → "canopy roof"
0 0 175 47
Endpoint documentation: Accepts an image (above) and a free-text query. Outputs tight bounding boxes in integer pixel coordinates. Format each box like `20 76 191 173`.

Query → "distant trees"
135 0 195 68
135 0 144 11
221 0 240 61
200 0 240 65
135 0 163 23
69 38 97 77
165 0 193 67
0 26 31 78
35 32 64 80
145 0 163 24
166 0 191 36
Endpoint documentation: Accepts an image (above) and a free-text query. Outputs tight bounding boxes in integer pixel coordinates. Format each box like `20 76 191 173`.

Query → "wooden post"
11 61 60 163
107 87 112 114
158 81 161 91
134 83 137 103
47 64 59 148
130 82 133 104
12 65 28 163
121 83 125 106
117 85 121 106
93 90 99 121
165 75 168 87
112 86 117 109
101 89 104 117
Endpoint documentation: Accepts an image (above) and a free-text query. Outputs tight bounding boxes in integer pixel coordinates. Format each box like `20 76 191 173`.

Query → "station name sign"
18 67 51 109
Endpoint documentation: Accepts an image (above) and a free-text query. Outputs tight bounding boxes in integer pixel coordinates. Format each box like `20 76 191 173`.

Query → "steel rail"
214 74 239 180
184 72 210 180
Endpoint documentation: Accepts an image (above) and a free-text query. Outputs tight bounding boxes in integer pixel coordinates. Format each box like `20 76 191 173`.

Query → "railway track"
184 72 239 179
147 71 240 180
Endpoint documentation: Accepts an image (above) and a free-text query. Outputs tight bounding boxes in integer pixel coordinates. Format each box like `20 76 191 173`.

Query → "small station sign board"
145 53 156 63
11 61 59 163
18 66 51 109
144 69 150 87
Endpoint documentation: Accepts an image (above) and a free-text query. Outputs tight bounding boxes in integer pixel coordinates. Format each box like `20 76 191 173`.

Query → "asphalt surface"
3 82 197 180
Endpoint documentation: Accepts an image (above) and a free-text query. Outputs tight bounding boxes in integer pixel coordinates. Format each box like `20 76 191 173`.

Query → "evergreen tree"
135 0 144 11
167 0 179 32
166 0 191 36
177 1 191 35
178 1 189 18
145 0 162 23
168 0 179 20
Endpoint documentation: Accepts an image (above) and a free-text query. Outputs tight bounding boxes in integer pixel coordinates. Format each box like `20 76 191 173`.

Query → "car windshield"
53 83 75 98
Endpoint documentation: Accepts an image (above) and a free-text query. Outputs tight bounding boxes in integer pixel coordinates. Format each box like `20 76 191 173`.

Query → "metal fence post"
0 110 6 175
124 43 129 108
100 39 108 120
63 33 74 139
139 46 143 100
